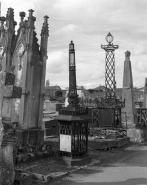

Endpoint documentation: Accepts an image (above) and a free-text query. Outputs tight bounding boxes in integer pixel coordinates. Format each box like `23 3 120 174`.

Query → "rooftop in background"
45 85 61 90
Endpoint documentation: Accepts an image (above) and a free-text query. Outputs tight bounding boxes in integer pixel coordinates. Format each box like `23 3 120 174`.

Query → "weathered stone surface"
15 143 53 164
1 141 15 185
122 51 135 126
3 85 22 98
16 129 44 146
143 78 147 108
37 129 44 144
16 129 28 146
88 137 130 150
29 129 39 146
127 127 147 142
117 137 130 147
0 7 49 185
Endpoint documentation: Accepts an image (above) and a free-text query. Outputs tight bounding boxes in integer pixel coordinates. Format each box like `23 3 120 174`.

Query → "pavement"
48 142 147 185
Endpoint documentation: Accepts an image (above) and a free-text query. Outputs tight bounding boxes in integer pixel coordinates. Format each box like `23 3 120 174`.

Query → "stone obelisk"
122 51 135 127
143 78 147 108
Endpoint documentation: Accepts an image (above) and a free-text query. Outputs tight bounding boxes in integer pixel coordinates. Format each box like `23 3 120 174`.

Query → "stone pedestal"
16 129 44 146
58 155 91 167
127 127 147 142
126 114 135 128
1 140 15 185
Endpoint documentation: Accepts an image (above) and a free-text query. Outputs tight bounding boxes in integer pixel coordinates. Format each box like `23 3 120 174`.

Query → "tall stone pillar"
143 78 147 108
122 51 135 127
38 16 49 128
0 8 49 175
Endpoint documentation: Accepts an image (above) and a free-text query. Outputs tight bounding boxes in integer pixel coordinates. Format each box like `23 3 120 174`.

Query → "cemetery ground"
14 139 147 185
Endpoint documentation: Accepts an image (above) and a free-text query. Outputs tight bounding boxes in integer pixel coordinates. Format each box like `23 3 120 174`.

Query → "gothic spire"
28 9 36 29
41 15 49 37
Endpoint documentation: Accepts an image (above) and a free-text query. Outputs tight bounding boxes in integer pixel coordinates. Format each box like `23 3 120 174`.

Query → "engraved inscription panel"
60 134 71 152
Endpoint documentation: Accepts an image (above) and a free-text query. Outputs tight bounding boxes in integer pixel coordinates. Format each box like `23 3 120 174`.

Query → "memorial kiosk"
56 41 91 166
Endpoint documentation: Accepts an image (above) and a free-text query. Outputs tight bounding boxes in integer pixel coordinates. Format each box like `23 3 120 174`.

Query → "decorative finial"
28 9 34 16
19 12 26 25
0 17 6 37
13 20 17 27
41 15 49 36
69 40 74 50
19 12 26 21
44 15 49 23
125 51 131 59
0 16 6 25
105 32 114 44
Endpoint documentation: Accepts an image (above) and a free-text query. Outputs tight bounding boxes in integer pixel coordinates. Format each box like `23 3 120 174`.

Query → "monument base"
122 113 135 128
57 155 91 167
127 127 147 142
16 128 44 146
1 140 15 185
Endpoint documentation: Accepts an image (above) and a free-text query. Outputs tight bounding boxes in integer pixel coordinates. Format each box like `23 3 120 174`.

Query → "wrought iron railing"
79 97 125 109
136 108 147 127
59 121 88 158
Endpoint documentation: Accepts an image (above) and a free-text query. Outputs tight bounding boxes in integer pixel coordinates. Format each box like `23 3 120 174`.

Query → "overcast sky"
2 0 147 89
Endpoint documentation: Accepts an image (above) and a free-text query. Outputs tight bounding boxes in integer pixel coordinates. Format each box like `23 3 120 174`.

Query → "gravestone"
122 51 135 127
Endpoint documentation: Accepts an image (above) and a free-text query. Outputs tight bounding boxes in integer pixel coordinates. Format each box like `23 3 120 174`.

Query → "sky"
2 0 147 89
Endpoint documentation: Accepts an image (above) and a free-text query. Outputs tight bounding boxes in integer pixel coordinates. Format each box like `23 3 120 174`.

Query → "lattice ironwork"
138 108 147 127
60 121 72 135
59 106 88 116
59 121 88 158
80 97 125 109
91 106 123 134
56 41 89 161
92 109 99 127
101 33 118 98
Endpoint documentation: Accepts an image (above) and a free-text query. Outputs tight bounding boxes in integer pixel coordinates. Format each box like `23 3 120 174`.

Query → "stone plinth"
58 156 91 167
127 127 147 142
16 129 44 146
1 139 15 185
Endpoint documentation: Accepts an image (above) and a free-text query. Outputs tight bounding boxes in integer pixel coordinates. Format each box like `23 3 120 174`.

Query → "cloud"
46 51 68 74
55 24 82 36
133 60 147 73
2 0 147 89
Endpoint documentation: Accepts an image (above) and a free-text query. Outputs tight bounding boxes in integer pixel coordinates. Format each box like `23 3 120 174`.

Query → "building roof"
94 86 105 91
45 85 61 90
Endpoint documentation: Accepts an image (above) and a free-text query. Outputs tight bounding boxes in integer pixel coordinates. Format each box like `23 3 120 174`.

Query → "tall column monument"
143 78 147 108
122 51 135 127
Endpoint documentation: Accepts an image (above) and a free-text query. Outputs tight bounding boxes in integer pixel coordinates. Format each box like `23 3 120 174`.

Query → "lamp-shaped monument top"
105 32 114 44
69 40 75 66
